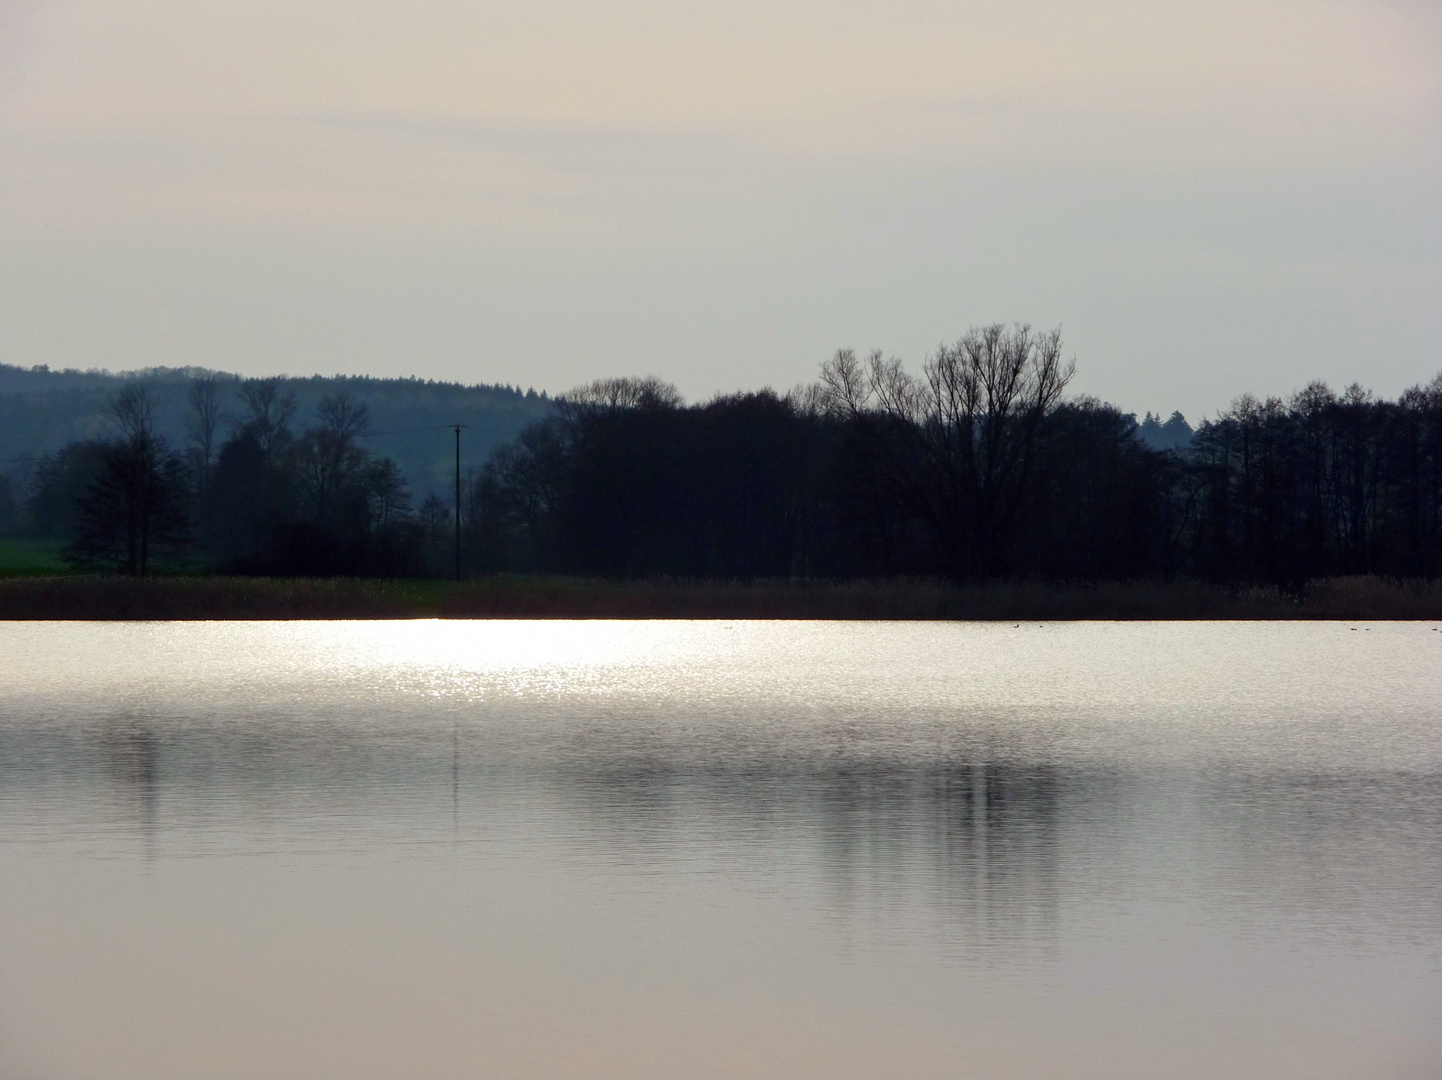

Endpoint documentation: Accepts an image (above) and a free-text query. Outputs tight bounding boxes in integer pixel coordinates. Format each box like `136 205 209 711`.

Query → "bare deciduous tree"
69 384 189 574
186 372 227 499
238 377 298 459
294 392 371 523
362 457 410 531
820 323 1074 578
316 391 370 442
109 382 158 444
562 376 683 412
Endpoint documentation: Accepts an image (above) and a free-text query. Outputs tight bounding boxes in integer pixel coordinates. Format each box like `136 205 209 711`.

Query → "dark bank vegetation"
3 573 1441 621
461 326 1442 586
4 323 1442 615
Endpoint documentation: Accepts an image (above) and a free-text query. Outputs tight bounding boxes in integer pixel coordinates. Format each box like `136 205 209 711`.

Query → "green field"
0 538 75 578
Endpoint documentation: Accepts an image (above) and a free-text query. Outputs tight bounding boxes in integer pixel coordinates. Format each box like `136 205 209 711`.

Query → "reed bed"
2 573 1441 621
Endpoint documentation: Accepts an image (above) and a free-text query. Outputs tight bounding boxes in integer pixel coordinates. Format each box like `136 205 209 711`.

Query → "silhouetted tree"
195 390 422 575
291 392 370 527
203 431 275 568
0 471 22 534
67 386 189 574
563 376 684 411
1179 375 1442 584
24 444 109 540
186 372 228 502
1138 410 1194 451
820 324 1074 578
238 377 297 460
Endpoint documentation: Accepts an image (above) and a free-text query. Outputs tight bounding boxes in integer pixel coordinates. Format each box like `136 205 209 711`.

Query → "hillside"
0 363 555 496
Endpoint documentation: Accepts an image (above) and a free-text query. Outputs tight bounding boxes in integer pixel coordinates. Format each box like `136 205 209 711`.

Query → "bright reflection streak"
4 621 1440 771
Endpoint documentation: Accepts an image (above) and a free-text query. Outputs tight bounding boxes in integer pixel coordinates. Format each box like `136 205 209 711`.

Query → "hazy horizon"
2 0 1439 422
0 351 1424 426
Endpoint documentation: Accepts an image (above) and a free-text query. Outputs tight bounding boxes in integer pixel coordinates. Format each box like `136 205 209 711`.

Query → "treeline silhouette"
4 325 1440 585
9 376 461 575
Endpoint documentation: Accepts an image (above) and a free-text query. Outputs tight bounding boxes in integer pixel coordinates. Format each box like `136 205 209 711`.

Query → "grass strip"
2 574 1441 621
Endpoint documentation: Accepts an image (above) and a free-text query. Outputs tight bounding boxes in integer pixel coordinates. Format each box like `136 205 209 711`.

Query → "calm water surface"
1 621 1439 1079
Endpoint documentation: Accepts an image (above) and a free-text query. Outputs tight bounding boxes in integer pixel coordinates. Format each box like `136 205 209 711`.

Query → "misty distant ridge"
1 360 1194 460
0 362 537 399
0 361 551 404
0 362 554 496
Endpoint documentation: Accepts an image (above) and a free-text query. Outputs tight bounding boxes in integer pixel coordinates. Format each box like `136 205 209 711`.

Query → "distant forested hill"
0 363 554 496
1136 410 1194 451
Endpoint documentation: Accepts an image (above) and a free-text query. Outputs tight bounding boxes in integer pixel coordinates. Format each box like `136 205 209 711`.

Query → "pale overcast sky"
1 0 1438 418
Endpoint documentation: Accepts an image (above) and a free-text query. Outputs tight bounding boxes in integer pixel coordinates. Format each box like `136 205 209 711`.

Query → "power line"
358 423 518 439
357 423 460 437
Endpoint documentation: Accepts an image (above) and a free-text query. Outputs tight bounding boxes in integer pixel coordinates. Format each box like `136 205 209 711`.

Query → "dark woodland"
4 326 1441 586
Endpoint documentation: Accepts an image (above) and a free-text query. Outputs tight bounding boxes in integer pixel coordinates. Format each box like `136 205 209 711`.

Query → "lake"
1 621 1439 1079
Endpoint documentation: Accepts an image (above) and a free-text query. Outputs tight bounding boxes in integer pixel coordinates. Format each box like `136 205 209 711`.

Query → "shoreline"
2 573 1441 621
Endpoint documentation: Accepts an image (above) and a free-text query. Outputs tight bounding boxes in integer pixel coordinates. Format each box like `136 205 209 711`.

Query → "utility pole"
454 424 462 581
